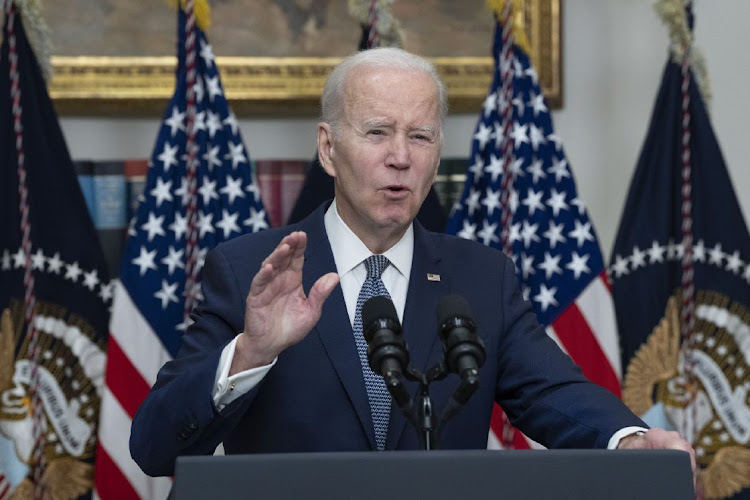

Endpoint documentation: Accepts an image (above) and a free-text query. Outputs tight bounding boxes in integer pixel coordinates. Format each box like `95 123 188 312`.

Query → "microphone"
362 296 409 381
437 295 486 385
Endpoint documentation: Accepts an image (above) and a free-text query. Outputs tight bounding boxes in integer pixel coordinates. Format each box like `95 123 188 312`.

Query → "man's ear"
317 123 336 178
431 158 440 185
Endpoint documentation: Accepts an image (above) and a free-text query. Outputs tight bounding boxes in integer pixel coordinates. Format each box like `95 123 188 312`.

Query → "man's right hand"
230 231 339 375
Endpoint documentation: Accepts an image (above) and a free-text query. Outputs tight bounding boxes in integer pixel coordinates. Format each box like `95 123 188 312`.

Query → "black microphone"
362 296 413 412
362 296 409 380
437 295 486 385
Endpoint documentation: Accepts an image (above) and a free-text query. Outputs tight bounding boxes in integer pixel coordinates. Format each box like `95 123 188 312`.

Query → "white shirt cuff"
607 426 649 449
212 335 277 411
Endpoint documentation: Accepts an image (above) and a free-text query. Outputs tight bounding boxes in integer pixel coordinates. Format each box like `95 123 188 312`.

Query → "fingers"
263 231 305 273
641 429 699 498
250 232 307 294
290 231 307 273
307 272 340 312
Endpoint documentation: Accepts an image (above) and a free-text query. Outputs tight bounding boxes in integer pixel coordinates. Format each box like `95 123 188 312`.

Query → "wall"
59 1 750 257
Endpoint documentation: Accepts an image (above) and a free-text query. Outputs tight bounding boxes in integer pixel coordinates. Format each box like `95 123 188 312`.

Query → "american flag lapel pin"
427 273 440 282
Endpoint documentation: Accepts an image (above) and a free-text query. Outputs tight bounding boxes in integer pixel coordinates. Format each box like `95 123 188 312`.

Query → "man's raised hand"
231 231 339 374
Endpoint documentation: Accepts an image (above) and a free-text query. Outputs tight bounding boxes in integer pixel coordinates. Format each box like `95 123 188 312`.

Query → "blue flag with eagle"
94 3 269 498
446 3 622 450
1 1 110 498
612 3 750 499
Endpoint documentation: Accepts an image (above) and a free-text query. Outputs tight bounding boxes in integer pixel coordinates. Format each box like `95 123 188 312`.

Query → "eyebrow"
363 119 394 129
410 125 437 136
362 120 437 136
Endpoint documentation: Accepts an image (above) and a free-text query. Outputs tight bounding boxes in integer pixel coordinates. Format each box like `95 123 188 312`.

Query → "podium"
173 449 694 499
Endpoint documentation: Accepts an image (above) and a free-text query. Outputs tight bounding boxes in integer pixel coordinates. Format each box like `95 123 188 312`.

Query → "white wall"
60 1 750 257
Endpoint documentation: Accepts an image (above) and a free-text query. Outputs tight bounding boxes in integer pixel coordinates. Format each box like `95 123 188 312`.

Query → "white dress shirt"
212 200 411 410
209 199 645 447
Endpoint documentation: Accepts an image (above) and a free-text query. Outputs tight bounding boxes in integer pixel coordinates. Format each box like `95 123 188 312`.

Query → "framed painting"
43 0 562 116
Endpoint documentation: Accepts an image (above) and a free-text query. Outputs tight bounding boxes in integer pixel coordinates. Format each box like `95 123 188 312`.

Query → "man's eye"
369 130 384 135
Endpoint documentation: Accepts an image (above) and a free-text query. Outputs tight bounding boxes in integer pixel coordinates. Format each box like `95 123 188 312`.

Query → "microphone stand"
384 361 482 450
386 361 480 450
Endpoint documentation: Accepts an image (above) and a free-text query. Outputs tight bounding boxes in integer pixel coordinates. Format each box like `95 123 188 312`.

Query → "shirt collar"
324 199 413 278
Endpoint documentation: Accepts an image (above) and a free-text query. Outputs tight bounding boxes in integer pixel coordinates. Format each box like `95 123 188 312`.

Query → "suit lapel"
386 223 447 449
301 207 377 449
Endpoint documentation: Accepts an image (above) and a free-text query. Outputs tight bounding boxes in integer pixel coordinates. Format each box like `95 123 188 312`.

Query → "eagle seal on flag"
622 293 750 498
1 304 105 498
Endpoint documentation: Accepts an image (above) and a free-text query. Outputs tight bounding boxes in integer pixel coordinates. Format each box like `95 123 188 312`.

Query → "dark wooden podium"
173 449 694 499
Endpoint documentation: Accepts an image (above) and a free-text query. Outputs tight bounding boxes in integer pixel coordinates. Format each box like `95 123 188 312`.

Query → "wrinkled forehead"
343 66 441 121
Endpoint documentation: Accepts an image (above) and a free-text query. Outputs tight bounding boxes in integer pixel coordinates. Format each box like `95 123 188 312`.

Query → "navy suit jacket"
130 203 645 477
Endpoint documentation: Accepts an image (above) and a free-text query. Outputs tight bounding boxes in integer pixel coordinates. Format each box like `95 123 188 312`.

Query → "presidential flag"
93 3 269 498
446 4 621 449
612 3 750 498
1 1 110 498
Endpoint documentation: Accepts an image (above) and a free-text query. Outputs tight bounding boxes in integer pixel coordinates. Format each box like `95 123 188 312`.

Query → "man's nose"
387 135 410 169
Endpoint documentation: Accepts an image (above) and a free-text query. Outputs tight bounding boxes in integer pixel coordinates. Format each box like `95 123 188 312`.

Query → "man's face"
318 66 442 249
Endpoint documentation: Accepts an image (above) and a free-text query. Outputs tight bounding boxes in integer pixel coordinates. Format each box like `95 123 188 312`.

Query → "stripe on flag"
576 273 622 377
93 444 141 500
104 336 152 419
109 281 171 388
551 302 621 397
98 388 173 499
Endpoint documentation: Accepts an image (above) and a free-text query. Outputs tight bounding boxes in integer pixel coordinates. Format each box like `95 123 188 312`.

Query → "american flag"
93 5 269 499
445 12 622 449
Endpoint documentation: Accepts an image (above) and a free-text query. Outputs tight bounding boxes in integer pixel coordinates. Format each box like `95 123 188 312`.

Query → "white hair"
320 47 447 138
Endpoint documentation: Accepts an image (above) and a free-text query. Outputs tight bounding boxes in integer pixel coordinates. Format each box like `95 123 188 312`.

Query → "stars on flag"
220 176 245 204
1 246 115 304
47 252 64 274
445 43 610 324
118 32 269 340
154 280 180 309
244 207 270 232
225 142 247 169
132 246 158 276
150 178 174 207
161 246 185 275
31 248 46 270
141 212 167 241
608 238 749 284
216 209 241 238
64 261 83 282
165 107 186 137
158 142 180 171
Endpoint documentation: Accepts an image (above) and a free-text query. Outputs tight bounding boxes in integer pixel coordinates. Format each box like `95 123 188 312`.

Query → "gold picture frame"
48 0 561 116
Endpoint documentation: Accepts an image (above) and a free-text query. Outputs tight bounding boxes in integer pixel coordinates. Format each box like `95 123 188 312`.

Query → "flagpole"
498 0 515 258
678 1 698 446
4 0 48 496
182 0 201 328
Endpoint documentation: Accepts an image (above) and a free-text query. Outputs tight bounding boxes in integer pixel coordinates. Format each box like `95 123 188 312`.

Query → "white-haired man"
130 48 697 493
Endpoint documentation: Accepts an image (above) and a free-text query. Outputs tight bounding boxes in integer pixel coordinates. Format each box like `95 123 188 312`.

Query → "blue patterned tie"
353 254 392 451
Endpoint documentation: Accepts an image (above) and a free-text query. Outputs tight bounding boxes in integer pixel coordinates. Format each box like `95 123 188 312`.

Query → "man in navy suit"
130 48 696 484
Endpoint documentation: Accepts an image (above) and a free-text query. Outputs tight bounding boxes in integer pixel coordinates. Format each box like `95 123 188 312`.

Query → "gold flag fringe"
9 0 52 82
486 0 531 56
654 0 711 105
347 0 404 48
166 0 211 32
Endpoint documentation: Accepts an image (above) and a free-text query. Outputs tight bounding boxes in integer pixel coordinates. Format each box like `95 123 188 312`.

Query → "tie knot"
364 254 390 280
